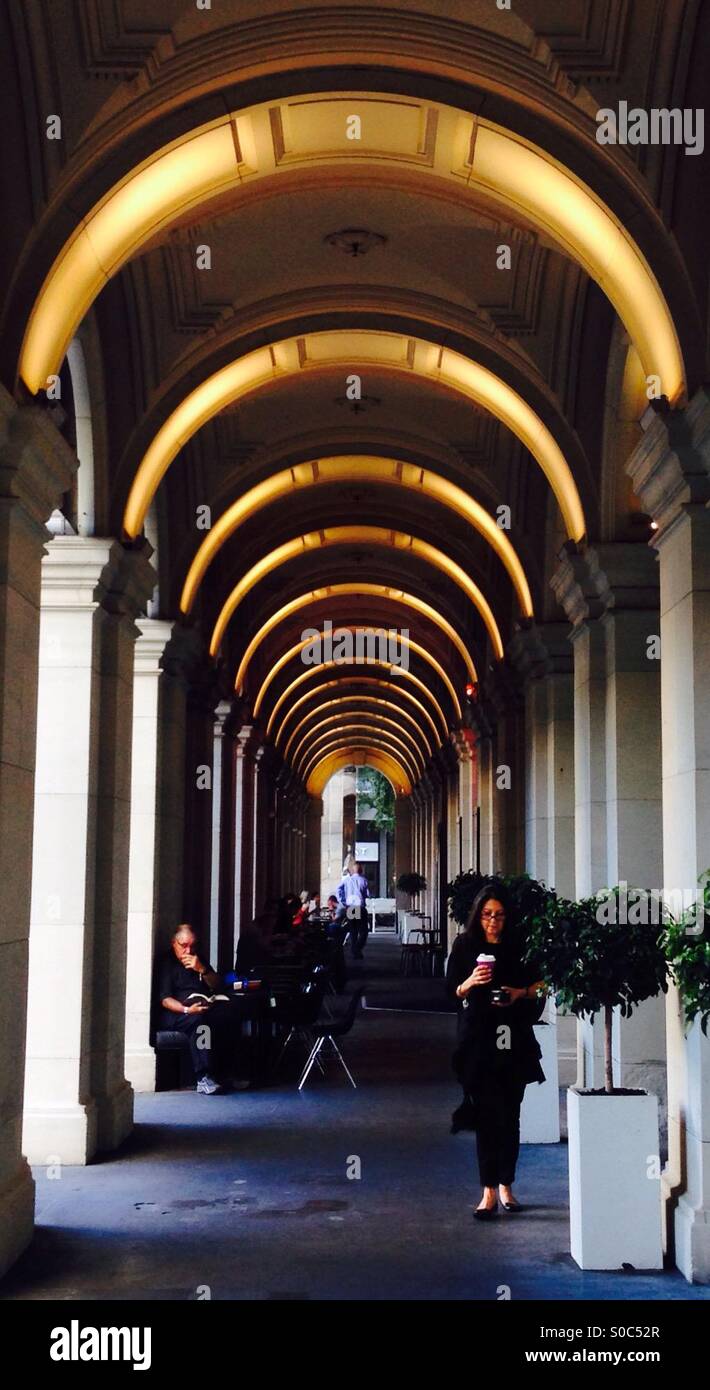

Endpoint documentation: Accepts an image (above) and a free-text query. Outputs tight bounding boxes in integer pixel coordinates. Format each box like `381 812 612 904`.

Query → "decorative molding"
0 387 77 528
74 0 174 78
479 236 548 338
520 0 630 81
162 243 234 336
626 391 710 542
551 541 659 630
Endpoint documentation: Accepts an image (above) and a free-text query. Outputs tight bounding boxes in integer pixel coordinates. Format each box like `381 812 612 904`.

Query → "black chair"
273 976 329 1073
298 986 365 1090
149 968 194 1090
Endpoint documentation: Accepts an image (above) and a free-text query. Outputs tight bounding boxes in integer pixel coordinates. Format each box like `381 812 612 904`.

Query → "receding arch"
274 676 443 750
297 725 421 784
289 711 427 775
308 748 411 797
124 335 584 547
188 526 505 660
252 628 463 721
265 660 451 740
230 581 477 692
303 739 415 793
19 94 685 409
283 696 434 763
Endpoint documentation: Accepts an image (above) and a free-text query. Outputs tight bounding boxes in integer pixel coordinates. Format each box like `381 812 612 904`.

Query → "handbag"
450 1093 478 1133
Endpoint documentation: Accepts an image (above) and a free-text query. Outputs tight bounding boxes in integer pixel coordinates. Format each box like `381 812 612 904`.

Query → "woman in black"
446 882 545 1218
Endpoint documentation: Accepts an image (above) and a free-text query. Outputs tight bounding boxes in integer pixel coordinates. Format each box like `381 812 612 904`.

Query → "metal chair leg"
298 1036 324 1090
327 1036 357 1088
274 1026 295 1070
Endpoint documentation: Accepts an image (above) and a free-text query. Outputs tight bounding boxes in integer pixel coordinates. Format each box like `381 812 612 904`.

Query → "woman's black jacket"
446 931 546 1091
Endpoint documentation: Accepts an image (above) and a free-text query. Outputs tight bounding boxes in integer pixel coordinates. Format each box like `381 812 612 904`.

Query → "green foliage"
446 869 554 931
524 888 668 1022
356 767 394 833
397 871 427 896
662 872 710 1035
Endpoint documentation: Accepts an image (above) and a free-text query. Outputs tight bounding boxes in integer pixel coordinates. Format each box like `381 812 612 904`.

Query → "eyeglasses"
481 911 505 921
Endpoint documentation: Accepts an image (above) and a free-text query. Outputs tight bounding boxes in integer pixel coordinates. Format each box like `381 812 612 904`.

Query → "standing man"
336 861 369 959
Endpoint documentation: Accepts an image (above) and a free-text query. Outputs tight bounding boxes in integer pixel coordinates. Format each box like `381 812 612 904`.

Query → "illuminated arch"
193 526 505 660
274 676 443 750
297 726 421 784
302 739 415 792
283 695 434 762
265 661 451 740
290 712 426 776
124 337 584 547
308 748 411 798
252 628 462 721
20 95 684 409
231 582 477 693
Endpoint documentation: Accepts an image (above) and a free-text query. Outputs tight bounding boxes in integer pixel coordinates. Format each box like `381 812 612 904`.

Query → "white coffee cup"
476 952 496 980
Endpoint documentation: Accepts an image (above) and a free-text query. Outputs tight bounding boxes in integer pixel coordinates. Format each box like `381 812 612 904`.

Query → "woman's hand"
469 966 493 987
493 985 527 1006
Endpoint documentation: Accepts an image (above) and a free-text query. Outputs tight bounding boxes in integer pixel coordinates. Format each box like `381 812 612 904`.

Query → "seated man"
158 925 240 1094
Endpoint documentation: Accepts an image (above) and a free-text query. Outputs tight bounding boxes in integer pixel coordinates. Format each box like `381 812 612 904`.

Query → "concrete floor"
2 937 708 1301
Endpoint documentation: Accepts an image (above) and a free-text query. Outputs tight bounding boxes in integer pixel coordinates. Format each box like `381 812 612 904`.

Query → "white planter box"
521 1022 560 1144
568 1087 663 1270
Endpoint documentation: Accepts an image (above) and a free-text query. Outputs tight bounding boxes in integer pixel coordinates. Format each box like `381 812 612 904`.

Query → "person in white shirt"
336 862 369 958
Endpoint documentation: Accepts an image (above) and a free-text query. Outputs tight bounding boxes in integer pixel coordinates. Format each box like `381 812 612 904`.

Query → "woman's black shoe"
501 1200 522 1212
473 1201 498 1220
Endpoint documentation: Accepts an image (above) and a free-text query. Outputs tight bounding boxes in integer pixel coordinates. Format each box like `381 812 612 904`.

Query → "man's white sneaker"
196 1075 220 1094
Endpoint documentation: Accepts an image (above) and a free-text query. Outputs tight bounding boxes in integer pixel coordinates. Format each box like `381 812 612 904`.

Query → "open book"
186 991 230 1004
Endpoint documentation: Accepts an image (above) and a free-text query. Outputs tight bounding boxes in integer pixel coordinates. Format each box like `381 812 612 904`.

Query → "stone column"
552 544 665 1100
509 624 575 898
0 390 76 1276
24 536 154 1161
628 390 710 1281
452 729 477 876
182 668 220 955
552 551 610 901
124 622 202 1091
234 725 255 939
475 724 495 875
208 701 232 971
305 795 323 894
124 618 174 1093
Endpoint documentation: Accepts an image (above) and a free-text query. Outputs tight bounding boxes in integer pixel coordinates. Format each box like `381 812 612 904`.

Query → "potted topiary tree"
396 871 428 937
396 871 428 901
525 887 668 1270
662 870 710 1035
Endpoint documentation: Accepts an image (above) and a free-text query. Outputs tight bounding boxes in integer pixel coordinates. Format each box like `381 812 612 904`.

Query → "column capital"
39 535 156 624
508 621 573 681
482 660 523 719
213 699 235 738
626 388 710 541
0 387 77 526
551 541 659 631
451 726 476 763
134 618 175 674
160 622 208 688
235 723 256 759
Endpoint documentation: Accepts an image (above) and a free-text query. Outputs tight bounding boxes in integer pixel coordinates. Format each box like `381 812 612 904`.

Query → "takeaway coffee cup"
476 953 496 981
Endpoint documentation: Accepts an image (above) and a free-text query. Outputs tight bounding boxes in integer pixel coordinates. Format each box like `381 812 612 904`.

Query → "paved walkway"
2 937 708 1301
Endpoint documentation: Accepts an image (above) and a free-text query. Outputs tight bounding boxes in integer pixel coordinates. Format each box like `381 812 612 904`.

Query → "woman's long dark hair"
464 879 514 953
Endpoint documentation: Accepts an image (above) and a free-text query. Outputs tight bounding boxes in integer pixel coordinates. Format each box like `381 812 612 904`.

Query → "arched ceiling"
3 0 706 802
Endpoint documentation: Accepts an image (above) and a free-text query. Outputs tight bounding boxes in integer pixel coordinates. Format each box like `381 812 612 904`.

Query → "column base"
0 1159 35 1278
23 1100 98 1166
675 1194 710 1283
96 1078 134 1153
124 1048 157 1094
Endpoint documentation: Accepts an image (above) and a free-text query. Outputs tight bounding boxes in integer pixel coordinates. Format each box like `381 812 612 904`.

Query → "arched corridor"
1 0 710 1310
